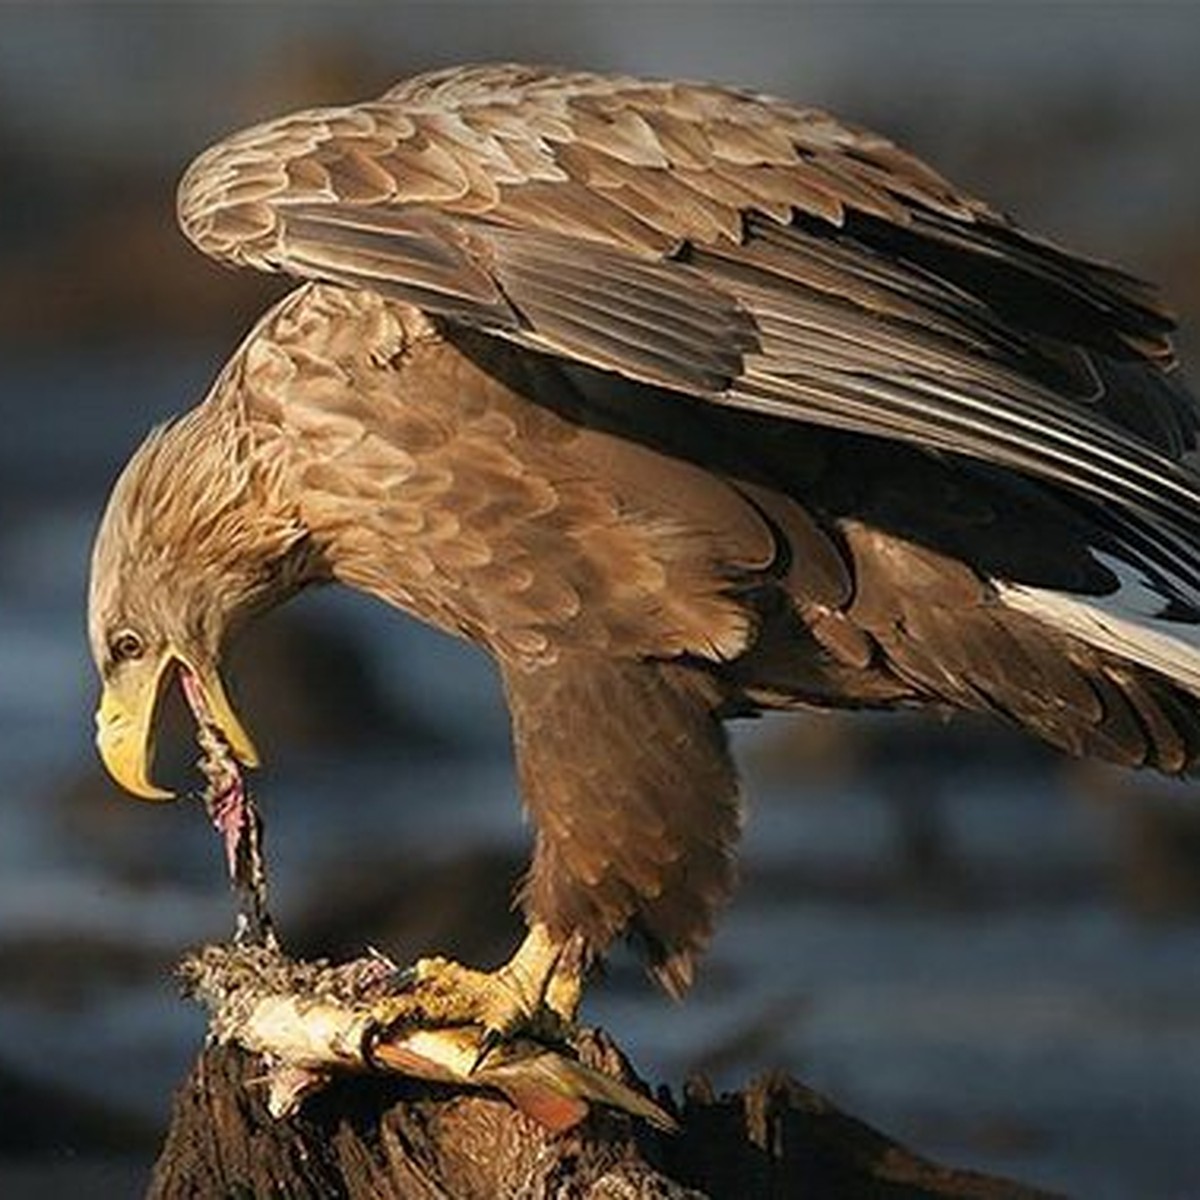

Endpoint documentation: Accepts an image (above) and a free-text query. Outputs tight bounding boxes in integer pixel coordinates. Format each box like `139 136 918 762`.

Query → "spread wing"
177 63 1200 587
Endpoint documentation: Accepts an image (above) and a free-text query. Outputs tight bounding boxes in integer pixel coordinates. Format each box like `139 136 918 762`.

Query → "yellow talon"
374 924 583 1055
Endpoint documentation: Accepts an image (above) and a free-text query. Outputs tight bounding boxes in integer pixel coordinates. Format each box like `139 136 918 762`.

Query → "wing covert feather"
177 63 1200 579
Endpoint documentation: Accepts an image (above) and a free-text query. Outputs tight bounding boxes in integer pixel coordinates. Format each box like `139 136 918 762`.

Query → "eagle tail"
995 553 1200 703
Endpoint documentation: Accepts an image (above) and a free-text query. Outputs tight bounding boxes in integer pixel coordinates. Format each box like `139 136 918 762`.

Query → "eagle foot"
369 925 583 1068
181 941 674 1131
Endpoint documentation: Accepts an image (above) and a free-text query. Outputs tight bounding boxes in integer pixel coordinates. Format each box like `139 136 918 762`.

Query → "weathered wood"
147 1034 1060 1199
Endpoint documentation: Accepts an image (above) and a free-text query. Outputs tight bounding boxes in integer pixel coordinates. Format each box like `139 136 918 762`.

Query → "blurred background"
2 3 1199 1197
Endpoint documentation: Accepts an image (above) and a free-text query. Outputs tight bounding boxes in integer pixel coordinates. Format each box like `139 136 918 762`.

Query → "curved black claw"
385 963 421 992
470 1027 505 1075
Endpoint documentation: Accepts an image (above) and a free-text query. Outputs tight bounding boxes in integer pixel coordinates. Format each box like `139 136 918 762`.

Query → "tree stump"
148 1033 1061 1199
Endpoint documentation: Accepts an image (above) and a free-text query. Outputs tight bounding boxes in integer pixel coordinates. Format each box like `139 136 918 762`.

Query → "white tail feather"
995 552 1200 698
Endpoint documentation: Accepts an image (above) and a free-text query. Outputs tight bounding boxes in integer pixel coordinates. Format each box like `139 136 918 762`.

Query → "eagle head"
88 405 312 799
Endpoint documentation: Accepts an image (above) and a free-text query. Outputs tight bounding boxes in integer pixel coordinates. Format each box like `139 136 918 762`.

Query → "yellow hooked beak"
95 648 259 801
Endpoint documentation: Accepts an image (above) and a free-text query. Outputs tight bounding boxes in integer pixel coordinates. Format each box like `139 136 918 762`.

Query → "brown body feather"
90 65 1200 988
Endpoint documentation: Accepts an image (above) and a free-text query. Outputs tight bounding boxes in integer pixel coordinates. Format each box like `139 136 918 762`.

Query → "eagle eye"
109 630 146 665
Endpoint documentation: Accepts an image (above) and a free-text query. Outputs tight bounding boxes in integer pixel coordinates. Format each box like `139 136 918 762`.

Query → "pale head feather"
88 399 311 673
